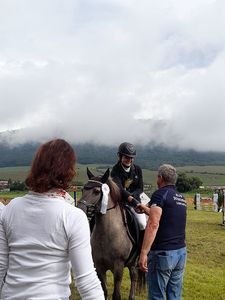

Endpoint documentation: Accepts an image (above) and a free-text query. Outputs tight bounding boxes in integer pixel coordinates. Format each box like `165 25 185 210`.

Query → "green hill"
1 142 225 169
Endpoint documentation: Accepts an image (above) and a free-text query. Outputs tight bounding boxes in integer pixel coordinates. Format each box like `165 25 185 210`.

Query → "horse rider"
111 142 147 235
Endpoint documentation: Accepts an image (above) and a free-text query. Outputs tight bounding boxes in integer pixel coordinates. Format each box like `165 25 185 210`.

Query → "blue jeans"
147 247 187 300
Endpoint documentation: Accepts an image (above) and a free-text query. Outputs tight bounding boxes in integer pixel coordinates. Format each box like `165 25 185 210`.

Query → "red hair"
25 139 76 193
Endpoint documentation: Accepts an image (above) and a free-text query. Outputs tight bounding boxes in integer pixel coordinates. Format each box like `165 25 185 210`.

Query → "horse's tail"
136 267 146 295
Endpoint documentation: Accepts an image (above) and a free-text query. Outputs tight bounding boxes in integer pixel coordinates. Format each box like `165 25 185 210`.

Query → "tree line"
1 142 225 169
7 173 203 193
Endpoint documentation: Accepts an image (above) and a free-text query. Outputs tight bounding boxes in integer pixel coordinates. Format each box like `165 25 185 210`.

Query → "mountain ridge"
1 141 225 170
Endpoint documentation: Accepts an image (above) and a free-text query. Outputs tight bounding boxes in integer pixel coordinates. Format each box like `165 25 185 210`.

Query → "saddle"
122 204 143 264
123 204 140 244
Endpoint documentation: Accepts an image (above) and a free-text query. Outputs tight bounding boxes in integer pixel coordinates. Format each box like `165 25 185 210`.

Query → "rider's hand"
135 203 151 215
134 203 144 213
128 197 140 208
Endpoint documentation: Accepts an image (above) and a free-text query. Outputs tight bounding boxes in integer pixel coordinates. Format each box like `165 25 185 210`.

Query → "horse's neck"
107 195 116 209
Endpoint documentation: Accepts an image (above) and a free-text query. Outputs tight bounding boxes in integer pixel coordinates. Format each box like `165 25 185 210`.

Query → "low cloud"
0 0 225 151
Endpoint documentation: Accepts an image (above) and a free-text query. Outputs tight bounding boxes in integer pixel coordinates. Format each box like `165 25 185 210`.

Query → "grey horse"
77 168 145 300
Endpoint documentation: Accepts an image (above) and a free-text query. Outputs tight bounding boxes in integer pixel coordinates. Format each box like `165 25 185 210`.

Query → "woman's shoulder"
64 202 87 219
4 195 27 207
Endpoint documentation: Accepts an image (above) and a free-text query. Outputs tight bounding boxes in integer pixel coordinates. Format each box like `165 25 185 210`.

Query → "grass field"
1 164 225 189
0 165 224 299
0 165 110 183
1 193 224 299
0 166 30 181
176 166 225 187
69 208 225 300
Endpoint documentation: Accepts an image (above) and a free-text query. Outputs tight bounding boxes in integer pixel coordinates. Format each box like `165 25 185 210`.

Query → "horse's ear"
87 167 94 179
101 168 110 183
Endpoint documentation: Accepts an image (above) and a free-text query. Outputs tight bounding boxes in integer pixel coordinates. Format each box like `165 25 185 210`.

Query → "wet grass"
70 209 225 300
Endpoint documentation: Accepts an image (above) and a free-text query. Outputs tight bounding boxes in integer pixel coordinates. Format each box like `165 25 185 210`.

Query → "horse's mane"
106 177 122 205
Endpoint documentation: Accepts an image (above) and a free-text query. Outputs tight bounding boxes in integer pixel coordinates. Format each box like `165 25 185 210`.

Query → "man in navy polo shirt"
137 164 187 300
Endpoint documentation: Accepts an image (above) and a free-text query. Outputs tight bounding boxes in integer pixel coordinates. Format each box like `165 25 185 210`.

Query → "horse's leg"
96 269 108 299
112 261 124 300
128 265 138 300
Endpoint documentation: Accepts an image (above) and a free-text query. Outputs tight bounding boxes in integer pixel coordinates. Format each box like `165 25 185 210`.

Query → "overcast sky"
0 0 225 151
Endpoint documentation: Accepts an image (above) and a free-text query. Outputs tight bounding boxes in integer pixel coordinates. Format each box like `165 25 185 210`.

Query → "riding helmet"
118 142 136 158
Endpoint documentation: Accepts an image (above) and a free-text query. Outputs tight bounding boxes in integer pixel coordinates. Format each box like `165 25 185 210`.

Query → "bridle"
79 179 117 220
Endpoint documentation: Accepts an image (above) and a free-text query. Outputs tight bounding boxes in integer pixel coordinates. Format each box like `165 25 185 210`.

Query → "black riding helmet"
118 142 136 158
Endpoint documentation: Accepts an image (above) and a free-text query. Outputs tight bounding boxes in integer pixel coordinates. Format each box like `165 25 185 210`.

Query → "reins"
106 203 117 211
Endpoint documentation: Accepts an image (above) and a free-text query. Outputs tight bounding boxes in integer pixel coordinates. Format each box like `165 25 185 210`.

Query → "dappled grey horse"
77 168 145 300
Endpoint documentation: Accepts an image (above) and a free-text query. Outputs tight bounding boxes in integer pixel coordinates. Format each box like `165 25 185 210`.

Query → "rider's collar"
121 164 131 173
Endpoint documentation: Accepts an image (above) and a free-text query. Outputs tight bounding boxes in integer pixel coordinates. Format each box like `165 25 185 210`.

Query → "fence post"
194 193 201 210
213 193 218 212
222 191 225 226
73 187 77 207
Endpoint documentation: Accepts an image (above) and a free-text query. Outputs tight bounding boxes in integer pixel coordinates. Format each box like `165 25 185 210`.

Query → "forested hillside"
1 141 225 169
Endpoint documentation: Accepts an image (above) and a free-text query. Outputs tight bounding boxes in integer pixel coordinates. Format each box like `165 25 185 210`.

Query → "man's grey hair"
158 164 177 185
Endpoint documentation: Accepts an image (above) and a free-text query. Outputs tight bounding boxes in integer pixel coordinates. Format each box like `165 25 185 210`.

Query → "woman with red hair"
0 139 104 300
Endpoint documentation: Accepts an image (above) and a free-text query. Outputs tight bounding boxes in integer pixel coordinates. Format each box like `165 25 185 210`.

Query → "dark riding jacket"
111 162 143 202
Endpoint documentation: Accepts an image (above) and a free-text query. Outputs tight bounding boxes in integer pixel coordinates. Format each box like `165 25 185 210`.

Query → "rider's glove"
129 198 140 208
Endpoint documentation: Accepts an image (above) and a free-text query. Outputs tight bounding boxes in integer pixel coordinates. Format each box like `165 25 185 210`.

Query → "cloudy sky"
0 0 225 151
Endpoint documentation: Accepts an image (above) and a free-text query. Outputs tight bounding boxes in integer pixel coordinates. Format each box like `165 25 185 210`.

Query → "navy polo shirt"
149 185 187 251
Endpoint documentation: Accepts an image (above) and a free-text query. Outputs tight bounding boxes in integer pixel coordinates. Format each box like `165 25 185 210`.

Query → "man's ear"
158 175 164 186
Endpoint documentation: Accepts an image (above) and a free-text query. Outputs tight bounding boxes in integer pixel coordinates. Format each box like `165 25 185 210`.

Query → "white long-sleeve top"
0 203 4 213
0 192 104 300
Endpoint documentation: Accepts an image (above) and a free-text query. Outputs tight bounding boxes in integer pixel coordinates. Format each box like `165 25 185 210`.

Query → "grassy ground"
1 164 225 188
0 193 224 299
183 209 225 300
70 208 225 300
0 165 224 299
0 166 30 181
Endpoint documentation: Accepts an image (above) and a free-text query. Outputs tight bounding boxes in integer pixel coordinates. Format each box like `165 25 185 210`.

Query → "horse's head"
77 168 120 220
87 167 110 184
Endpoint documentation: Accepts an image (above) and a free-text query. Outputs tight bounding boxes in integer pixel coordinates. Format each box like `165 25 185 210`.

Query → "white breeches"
130 207 147 230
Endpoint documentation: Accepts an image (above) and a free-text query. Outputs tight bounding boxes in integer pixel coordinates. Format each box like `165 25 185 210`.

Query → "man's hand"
139 251 148 273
